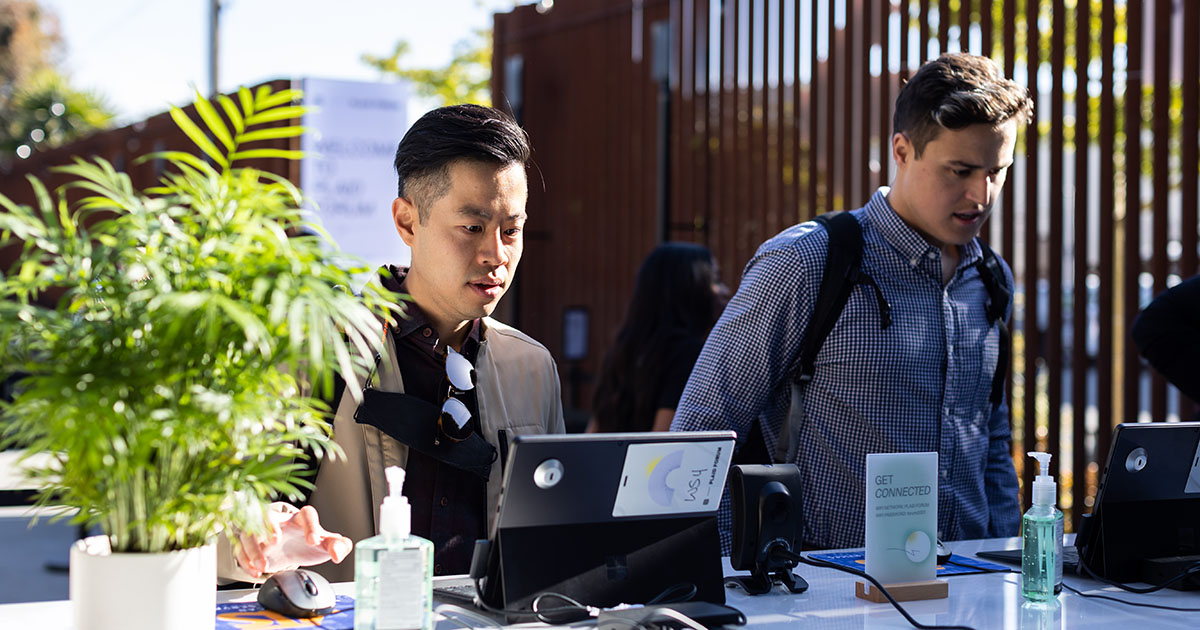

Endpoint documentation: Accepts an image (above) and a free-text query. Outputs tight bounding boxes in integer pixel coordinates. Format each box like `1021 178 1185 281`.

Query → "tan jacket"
299 316 565 582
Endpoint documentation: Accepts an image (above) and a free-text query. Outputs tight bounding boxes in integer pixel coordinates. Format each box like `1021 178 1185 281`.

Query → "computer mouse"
936 539 952 564
257 568 335 618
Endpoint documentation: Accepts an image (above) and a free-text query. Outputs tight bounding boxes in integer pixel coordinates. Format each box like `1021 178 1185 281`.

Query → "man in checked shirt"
672 52 1033 552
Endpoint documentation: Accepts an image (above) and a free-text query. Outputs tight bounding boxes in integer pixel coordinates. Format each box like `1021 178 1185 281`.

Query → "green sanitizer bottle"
1021 451 1063 601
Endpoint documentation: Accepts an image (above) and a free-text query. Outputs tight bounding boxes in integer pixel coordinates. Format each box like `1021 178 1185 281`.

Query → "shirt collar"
864 187 984 269
381 265 484 352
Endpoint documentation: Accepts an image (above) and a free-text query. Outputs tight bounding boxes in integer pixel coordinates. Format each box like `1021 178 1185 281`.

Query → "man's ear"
392 197 418 246
892 132 913 169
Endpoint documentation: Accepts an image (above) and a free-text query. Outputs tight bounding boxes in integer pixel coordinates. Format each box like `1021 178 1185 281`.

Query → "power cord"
773 548 978 630
465 576 594 624
1077 555 1200 594
1059 581 1200 612
941 554 1200 613
467 576 704 626
942 558 1011 574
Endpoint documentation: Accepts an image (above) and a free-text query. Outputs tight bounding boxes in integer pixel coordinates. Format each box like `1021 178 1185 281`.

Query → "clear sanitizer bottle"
1021 452 1063 601
355 466 434 630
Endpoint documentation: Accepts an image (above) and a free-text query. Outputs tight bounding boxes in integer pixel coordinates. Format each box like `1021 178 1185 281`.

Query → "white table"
717 537 1198 629
1 537 1196 629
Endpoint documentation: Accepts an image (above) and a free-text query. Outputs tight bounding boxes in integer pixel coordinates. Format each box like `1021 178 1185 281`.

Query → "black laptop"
463 431 738 617
978 422 1200 588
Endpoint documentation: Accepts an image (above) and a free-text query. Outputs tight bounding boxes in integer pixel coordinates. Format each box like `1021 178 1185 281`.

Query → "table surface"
1 537 1197 629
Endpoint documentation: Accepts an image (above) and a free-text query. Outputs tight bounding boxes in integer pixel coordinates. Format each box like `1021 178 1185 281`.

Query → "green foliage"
0 1 114 161
0 85 398 553
363 29 492 106
0 68 114 159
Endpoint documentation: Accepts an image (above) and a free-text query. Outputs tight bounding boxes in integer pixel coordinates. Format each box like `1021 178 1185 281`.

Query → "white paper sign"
612 440 734 517
864 452 938 585
300 78 412 271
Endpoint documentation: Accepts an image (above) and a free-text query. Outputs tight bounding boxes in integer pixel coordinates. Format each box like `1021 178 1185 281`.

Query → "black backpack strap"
974 242 1012 407
792 211 866 385
975 243 1010 325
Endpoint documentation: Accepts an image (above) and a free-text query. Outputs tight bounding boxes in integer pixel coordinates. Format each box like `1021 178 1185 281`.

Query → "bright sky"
40 0 521 125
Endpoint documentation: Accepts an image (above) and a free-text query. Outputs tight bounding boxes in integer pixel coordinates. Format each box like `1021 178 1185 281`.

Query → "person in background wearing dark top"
219 104 566 583
589 243 729 433
1132 274 1200 419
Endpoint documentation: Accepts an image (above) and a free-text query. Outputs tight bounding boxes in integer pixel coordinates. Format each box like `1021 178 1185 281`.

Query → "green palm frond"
0 84 399 552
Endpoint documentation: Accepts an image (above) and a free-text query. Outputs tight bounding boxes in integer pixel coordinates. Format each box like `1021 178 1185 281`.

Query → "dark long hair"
592 243 722 433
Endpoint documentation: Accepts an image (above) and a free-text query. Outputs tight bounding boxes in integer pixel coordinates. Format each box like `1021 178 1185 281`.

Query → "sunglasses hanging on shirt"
437 346 477 445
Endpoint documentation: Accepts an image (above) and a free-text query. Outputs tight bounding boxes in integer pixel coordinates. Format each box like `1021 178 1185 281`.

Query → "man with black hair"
673 52 1031 552
222 104 565 582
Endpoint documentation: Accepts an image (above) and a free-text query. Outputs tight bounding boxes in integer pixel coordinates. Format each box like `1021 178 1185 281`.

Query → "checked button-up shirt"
672 188 1021 552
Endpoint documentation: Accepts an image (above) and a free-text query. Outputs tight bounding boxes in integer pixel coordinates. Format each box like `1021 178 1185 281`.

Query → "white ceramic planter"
70 535 217 630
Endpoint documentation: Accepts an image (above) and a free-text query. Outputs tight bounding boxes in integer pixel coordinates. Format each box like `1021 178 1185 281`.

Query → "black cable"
466 576 565 621
531 591 596 624
1077 556 1200 594
943 558 1012 574
775 549 978 630
645 582 698 605
467 576 701 625
466 576 593 624
1060 581 1200 612
951 556 1200 613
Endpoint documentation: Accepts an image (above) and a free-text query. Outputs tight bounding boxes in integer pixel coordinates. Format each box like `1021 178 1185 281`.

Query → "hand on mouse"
236 503 353 578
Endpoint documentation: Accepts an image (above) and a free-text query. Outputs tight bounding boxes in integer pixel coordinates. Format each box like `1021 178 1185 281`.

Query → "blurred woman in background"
589 242 728 433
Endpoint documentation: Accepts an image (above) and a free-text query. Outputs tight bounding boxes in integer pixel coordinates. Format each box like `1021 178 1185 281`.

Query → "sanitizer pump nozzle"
380 466 411 538
1027 452 1056 507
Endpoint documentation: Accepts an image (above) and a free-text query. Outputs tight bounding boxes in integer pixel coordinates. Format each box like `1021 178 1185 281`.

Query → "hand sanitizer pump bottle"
1021 452 1064 601
355 466 434 630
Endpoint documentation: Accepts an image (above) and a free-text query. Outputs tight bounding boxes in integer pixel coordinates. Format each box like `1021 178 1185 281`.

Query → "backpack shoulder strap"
974 241 1012 407
975 242 1011 325
771 212 863 463
792 211 864 385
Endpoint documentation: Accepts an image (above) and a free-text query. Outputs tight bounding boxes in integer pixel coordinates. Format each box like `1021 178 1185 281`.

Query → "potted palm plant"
0 85 396 630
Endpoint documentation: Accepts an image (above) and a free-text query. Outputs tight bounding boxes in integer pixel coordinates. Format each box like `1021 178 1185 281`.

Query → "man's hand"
236 504 353 578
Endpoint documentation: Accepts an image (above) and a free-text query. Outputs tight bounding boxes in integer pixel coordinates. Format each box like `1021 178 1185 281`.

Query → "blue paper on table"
809 551 1009 577
215 594 354 629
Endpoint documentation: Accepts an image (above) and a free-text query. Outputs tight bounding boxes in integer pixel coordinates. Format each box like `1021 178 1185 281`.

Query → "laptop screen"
483 431 737 613
495 431 736 529
1077 421 1200 584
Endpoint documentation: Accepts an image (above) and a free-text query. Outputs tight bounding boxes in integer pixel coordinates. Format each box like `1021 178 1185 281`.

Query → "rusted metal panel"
1048 0 1064 509
808 0 819 220
1072 0 1091 530
1150 0 1173 422
1123 0 1143 428
1182 0 1199 417
1096 0 1116 492
1021 0 1042 507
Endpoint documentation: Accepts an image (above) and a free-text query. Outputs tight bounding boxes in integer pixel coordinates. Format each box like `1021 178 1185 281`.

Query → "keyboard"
433 582 479 606
975 546 1080 574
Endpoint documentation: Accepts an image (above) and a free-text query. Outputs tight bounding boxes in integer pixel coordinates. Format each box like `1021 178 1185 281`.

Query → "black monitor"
1076 421 1200 587
477 431 737 615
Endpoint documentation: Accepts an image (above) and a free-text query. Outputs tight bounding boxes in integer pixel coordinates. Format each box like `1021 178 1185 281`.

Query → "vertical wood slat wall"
493 0 1199 528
